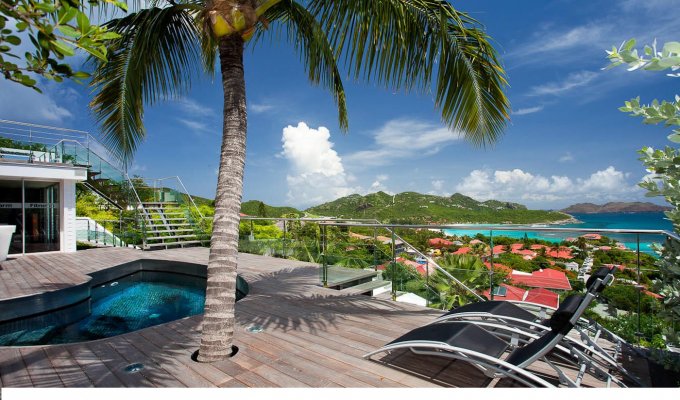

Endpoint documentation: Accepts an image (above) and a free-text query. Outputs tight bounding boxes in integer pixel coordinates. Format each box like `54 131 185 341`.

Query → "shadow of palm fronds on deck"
235 266 442 336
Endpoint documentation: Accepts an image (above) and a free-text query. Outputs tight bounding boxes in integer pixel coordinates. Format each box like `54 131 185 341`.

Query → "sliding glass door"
0 179 60 254
0 179 23 255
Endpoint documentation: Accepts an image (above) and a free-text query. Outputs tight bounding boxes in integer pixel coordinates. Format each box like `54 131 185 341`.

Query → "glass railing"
315 221 679 350
75 217 146 249
129 176 208 246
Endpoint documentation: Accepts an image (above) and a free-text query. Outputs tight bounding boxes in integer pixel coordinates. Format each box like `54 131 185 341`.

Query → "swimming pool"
0 260 248 346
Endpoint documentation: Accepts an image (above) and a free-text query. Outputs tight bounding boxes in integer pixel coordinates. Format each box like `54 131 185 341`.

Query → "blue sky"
1 0 679 210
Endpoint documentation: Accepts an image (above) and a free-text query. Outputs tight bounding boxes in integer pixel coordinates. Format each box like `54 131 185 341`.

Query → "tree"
606 38 680 344
90 0 510 362
1 0 125 91
428 254 500 308
257 201 266 217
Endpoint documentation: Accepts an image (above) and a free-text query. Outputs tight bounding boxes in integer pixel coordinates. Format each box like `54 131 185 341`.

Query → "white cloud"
432 180 444 191
559 152 574 163
177 98 215 117
177 118 211 134
528 71 598 96
455 166 642 206
510 3 680 66
280 122 357 206
369 174 392 193
513 106 544 116
250 103 274 113
345 119 463 166
0 80 73 124
513 24 610 59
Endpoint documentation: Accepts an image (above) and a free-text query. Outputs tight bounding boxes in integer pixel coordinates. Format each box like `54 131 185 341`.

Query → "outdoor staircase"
141 201 205 250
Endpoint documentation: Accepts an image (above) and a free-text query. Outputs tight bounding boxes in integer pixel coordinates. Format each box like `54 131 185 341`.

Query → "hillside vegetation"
305 191 570 224
240 200 302 218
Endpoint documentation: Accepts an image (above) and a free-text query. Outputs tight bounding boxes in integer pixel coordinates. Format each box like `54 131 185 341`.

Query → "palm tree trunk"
197 34 247 362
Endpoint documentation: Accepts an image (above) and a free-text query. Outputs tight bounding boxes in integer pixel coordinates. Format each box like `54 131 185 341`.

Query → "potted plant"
0 225 16 261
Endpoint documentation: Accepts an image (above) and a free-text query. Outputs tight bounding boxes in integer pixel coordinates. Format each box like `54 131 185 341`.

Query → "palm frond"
254 0 348 131
89 5 203 163
308 0 509 146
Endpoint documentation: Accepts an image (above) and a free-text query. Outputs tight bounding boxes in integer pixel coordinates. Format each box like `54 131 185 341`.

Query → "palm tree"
89 0 510 362
429 254 488 308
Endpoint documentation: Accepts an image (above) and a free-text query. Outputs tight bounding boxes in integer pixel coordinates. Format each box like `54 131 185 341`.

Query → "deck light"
124 363 144 373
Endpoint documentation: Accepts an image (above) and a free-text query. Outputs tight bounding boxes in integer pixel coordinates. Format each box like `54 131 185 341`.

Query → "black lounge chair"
365 282 629 387
435 267 625 359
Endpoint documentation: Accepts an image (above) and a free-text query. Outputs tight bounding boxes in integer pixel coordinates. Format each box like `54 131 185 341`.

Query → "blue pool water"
0 271 211 346
442 212 673 254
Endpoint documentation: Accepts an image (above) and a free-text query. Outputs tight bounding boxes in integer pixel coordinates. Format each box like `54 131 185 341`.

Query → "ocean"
442 212 674 254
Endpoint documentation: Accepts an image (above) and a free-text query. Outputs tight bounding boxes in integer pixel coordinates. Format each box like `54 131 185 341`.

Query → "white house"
0 159 87 255
564 261 579 272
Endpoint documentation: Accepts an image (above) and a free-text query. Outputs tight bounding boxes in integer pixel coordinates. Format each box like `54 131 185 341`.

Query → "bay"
442 212 673 254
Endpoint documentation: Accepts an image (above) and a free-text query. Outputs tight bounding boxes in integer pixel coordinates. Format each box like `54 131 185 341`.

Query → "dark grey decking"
0 247 613 387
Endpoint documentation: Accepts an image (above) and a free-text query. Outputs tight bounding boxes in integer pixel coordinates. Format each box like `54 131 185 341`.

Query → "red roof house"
510 268 572 290
452 247 472 255
483 261 513 274
428 238 454 248
524 287 560 308
379 257 431 277
492 245 506 255
546 248 573 259
582 233 602 240
482 284 559 308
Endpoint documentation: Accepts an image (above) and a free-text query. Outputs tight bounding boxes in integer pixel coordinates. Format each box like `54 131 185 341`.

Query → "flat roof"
0 159 88 181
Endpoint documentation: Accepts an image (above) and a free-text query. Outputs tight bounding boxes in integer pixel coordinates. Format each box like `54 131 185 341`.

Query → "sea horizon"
442 211 672 254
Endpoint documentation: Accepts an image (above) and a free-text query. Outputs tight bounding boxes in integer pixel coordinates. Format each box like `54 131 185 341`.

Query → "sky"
1 0 679 211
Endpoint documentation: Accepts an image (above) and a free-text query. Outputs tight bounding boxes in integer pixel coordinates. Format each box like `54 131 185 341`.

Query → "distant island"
242 192 572 224
561 202 671 214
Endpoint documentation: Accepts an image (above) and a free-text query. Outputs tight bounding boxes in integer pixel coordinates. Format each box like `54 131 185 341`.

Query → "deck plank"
0 247 623 388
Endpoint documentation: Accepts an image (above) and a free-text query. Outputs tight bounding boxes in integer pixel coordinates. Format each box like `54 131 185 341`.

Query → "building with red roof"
483 261 513 274
379 257 431 277
510 268 572 290
582 233 602 240
482 284 559 308
546 248 573 259
524 287 560 308
452 247 472 255
428 238 454 248
492 245 506 255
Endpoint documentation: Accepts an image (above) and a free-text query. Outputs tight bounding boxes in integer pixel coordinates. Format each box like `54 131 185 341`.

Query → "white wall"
61 180 77 252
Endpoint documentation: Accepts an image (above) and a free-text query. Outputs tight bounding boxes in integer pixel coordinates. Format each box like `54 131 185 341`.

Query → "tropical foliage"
307 191 569 224
606 38 680 345
0 0 125 91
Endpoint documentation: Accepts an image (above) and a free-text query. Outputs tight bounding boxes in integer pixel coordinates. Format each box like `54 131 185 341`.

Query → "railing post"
283 220 287 258
321 224 328 287
489 230 495 301
391 228 397 301
636 233 642 344
373 227 378 271
426 261 430 307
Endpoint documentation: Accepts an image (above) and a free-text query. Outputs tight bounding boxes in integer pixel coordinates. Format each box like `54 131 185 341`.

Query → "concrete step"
144 240 204 249
146 234 199 241
146 228 195 234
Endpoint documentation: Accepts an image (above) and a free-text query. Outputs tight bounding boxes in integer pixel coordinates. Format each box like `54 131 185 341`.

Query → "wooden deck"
0 247 618 388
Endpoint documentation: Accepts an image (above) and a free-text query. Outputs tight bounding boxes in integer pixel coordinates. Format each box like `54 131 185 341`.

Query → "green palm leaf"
255 0 348 130
308 0 509 146
89 5 203 163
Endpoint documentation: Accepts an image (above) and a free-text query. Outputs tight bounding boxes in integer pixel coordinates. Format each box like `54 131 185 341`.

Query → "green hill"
240 200 302 218
305 191 570 224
